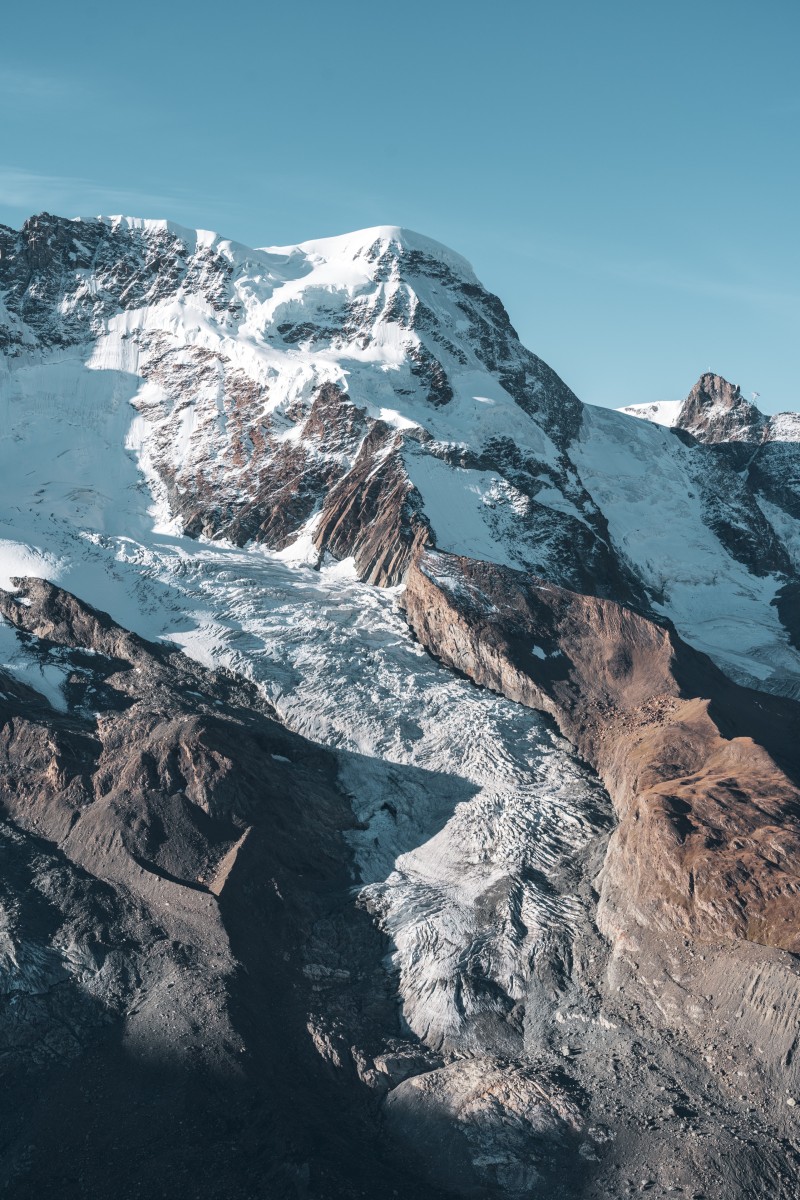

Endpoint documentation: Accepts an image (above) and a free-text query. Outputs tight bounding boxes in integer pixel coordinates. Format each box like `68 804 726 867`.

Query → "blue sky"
1 0 797 412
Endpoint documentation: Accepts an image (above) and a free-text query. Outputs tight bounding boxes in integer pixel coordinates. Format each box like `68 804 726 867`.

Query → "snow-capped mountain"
2 212 799 696
2 213 800 1199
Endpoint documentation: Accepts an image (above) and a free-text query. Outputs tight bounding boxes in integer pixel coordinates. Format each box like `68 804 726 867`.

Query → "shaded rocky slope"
0 578 444 1199
2 578 800 1199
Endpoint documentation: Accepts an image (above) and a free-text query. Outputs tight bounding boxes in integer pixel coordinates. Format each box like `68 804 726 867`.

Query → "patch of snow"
405 453 520 569
618 400 683 427
0 543 65 591
269 518 322 567
0 618 70 711
768 412 800 443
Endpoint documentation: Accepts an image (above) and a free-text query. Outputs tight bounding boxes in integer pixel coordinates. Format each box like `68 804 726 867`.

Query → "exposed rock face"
400 549 800 1195
311 420 433 585
672 374 800 525
0 212 236 352
403 550 800 953
676 372 768 445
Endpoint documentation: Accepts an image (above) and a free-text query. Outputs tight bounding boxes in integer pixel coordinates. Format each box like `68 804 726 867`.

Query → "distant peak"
686 373 743 411
677 373 766 444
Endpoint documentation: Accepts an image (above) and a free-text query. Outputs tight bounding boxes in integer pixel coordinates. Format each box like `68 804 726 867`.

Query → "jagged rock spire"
677 371 767 443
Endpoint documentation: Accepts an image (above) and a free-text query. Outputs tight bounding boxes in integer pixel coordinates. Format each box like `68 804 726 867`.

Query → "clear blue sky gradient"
1 0 797 411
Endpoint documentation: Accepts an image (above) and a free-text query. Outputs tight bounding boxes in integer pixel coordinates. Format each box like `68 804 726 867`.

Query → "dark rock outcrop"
312 424 433 585
676 373 768 446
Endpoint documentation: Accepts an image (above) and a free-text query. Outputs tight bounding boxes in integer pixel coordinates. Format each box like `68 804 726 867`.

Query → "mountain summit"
677 371 767 443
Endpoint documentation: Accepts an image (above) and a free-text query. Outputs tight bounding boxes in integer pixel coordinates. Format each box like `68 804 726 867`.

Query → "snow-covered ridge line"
618 399 683 427
264 223 480 282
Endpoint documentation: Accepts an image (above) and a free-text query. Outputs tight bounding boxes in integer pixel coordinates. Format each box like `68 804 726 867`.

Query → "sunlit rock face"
1 214 800 1198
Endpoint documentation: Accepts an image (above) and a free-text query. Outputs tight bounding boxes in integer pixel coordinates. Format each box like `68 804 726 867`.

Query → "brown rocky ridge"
403 548 800 955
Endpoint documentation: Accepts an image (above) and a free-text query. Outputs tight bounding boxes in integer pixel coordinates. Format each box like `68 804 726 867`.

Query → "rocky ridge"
403 550 800 953
400 548 800 1192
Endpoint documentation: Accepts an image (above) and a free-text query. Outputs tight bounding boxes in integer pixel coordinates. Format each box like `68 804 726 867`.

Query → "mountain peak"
262 224 479 283
677 372 766 443
684 371 743 413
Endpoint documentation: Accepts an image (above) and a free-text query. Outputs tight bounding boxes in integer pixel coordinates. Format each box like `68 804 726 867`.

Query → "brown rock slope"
403 549 800 954
0 577 449 1200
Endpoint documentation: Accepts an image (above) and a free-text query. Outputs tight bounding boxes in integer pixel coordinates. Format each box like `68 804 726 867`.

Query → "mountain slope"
2 213 800 1198
2 214 799 695
404 549 800 951
0 578 422 1199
